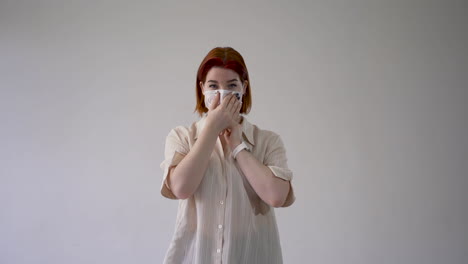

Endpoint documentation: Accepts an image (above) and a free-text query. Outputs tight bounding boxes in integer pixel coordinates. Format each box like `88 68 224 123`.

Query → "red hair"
194 47 252 117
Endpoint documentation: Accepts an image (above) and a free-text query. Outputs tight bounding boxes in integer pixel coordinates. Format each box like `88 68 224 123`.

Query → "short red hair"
194 47 252 117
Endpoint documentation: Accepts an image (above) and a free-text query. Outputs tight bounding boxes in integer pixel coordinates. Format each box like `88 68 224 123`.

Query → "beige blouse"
159 114 296 264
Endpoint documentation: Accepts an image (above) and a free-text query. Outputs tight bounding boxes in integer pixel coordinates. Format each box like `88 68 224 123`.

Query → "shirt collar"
194 114 255 146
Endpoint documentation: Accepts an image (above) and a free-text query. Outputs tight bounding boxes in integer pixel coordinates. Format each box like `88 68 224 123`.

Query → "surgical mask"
203 90 243 108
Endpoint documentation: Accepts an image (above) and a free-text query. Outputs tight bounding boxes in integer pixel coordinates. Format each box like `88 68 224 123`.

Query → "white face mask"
203 89 243 109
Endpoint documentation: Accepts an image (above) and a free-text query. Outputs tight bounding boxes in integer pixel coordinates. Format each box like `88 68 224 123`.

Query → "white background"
1 1 467 263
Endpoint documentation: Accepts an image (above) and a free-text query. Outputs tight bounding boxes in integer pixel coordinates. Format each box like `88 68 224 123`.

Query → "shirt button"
218 224 223 229
220 200 224 205
217 248 221 253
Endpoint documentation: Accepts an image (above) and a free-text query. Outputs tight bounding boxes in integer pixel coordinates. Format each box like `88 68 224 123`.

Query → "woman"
160 47 295 264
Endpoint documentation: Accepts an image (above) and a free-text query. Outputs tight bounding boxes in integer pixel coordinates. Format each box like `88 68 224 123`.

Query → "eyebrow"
207 79 238 83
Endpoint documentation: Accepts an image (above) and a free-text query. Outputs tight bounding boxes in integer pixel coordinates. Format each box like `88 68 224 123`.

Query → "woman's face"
200 67 248 95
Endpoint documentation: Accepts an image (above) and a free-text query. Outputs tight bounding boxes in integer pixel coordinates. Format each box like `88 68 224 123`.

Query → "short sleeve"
159 127 190 199
263 133 296 207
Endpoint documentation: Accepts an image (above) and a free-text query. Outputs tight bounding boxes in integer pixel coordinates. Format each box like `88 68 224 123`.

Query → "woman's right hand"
205 92 242 135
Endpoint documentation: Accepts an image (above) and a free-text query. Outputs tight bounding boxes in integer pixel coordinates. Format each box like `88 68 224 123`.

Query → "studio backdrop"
1 1 467 264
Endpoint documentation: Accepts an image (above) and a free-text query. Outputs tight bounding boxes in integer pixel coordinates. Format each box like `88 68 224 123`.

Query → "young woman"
160 47 296 264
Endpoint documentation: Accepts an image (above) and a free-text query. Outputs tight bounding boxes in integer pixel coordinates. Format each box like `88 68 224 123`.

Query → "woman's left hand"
222 118 243 150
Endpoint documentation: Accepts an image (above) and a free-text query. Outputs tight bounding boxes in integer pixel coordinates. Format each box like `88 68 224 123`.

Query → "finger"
222 93 235 109
235 113 242 124
223 131 230 140
209 92 220 110
230 100 241 118
235 100 242 113
226 94 237 112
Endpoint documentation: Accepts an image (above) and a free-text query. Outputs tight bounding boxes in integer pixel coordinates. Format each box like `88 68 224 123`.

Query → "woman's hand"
206 93 242 143
222 119 243 150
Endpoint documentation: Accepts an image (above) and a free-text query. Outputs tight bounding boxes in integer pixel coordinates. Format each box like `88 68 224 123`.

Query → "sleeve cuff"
159 151 186 199
267 165 296 207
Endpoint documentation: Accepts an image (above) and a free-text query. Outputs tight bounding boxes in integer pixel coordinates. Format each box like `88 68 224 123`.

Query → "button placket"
215 146 228 261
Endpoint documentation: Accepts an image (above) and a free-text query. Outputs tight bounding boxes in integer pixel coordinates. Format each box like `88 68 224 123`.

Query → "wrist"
200 122 222 141
231 141 250 160
205 119 223 135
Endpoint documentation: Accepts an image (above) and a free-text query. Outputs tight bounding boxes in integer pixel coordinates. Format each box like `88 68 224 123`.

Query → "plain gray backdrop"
1 0 467 263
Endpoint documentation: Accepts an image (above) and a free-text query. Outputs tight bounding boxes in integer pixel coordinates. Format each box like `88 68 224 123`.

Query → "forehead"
205 67 240 81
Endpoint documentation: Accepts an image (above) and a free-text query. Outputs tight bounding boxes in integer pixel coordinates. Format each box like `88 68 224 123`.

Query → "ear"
242 80 248 94
199 81 204 92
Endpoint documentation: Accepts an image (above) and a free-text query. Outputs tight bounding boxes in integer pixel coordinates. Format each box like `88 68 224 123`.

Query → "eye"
209 84 217 88
229 84 237 88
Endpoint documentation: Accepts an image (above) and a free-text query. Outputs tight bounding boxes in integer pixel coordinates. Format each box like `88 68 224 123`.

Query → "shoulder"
165 120 199 142
166 125 189 138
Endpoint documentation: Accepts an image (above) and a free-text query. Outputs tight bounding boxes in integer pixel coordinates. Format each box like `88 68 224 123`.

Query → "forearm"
169 126 219 199
235 150 290 207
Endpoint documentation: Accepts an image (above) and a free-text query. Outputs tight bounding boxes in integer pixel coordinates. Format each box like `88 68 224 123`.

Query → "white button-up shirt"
160 114 296 264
